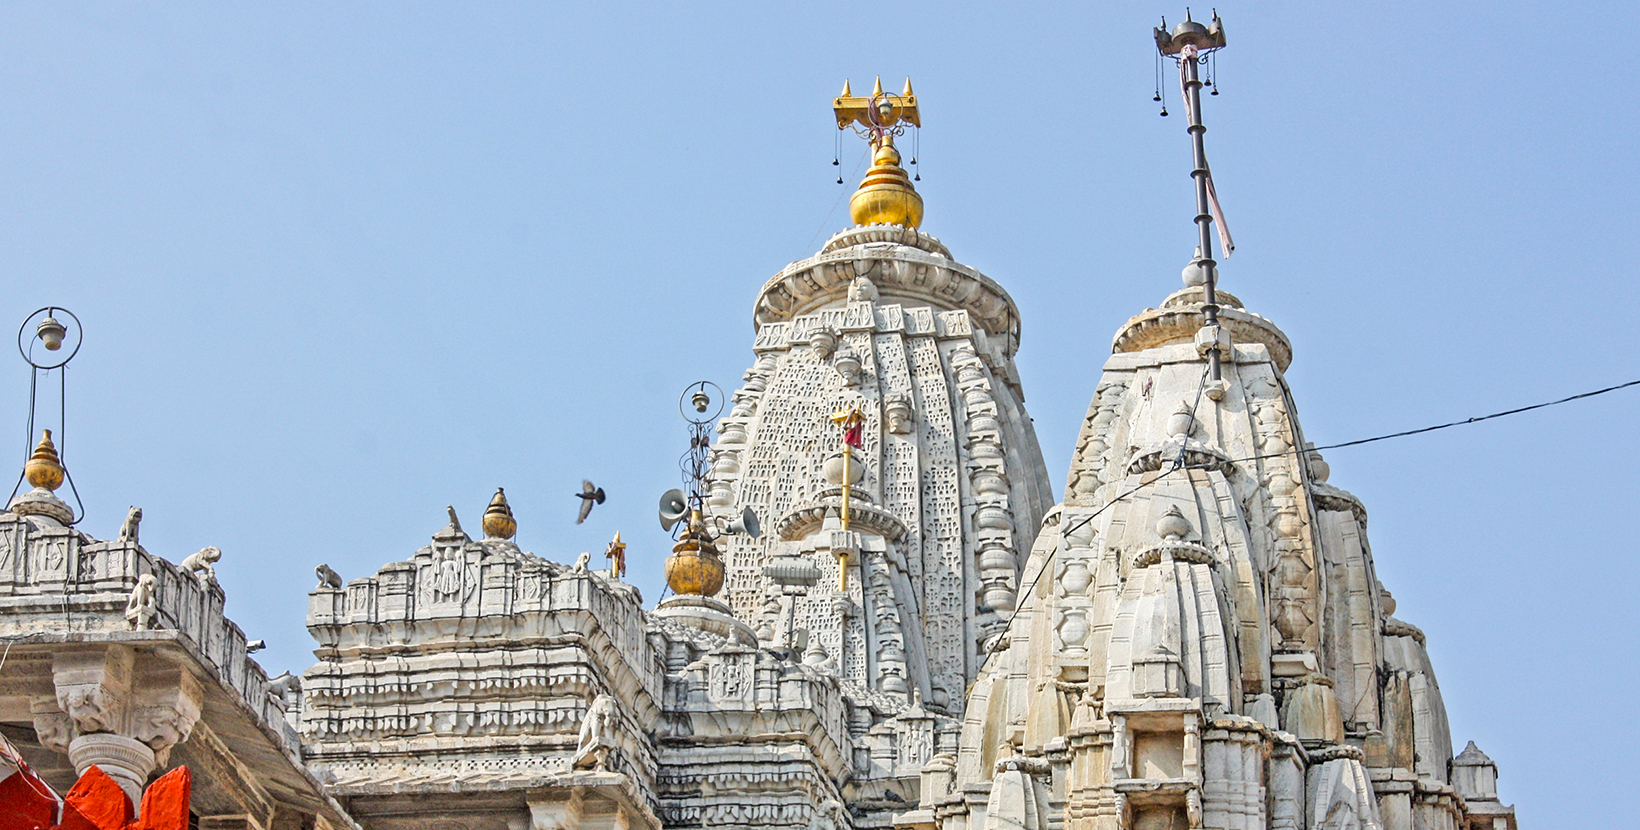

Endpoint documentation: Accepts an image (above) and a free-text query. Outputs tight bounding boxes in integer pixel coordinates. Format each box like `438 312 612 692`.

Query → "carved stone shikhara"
927 282 1516 830
0 230 1514 830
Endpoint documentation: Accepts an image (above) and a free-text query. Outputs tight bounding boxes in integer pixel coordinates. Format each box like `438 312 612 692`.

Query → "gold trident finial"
834 77 922 229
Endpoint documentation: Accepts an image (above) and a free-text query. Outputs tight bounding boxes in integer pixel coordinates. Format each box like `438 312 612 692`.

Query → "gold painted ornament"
663 510 724 597
849 137 923 229
482 487 517 539
24 430 64 492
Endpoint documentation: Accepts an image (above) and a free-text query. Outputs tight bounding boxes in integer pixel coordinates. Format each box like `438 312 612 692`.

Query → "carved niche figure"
848 275 879 302
806 799 845 830
433 548 463 599
571 693 618 772
31 710 73 753
125 573 158 630
179 546 221 586
117 506 142 545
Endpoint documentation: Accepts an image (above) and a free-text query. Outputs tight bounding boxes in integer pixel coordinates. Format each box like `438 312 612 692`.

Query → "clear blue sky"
1 3 1632 823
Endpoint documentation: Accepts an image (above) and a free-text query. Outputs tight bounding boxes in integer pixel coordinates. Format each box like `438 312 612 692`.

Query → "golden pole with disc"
829 405 865 590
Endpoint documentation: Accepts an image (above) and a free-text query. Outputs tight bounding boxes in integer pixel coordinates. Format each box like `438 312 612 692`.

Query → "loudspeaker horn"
724 506 762 540
658 489 690 532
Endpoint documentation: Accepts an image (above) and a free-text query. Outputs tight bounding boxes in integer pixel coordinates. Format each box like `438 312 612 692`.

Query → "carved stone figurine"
573 551 591 573
571 693 618 772
315 563 343 590
125 573 157 630
179 545 221 585
267 671 302 697
806 799 845 830
117 506 142 545
266 671 302 710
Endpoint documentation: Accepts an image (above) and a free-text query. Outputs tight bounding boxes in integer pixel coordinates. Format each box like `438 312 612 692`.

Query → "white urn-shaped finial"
1181 245 1206 287
1156 505 1191 540
1166 402 1195 438
1305 443 1330 483
810 328 837 360
833 343 862 386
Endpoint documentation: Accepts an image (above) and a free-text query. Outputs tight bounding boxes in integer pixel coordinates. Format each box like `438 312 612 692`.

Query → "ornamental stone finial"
1156 505 1191 540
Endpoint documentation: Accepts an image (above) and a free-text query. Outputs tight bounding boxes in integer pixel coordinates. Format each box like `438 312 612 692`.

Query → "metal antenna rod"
1157 11 1229 384
1182 48 1220 382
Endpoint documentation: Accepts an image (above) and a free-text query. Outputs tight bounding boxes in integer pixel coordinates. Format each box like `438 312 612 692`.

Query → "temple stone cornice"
754 225 1022 357
1113 286 1294 372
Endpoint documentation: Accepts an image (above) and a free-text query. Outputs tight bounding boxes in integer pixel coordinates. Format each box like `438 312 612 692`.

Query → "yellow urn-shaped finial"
482 487 517 539
24 430 64 492
849 134 923 228
663 509 725 597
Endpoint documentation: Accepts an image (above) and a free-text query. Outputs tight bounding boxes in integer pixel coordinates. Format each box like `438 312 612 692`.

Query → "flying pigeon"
575 479 606 524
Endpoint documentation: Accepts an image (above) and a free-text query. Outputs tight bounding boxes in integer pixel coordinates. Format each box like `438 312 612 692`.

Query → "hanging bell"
836 175 844 184
1153 92 1162 102
1210 87 1219 96
691 389 711 413
36 316 65 351
832 158 840 166
1160 106 1169 117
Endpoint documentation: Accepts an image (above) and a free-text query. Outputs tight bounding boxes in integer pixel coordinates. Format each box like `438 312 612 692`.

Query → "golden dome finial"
850 134 923 228
663 509 725 597
834 75 923 229
24 429 64 492
482 487 517 539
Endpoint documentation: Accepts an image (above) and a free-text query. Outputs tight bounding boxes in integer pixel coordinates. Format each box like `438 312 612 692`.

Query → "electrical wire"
972 373 1640 679
801 145 869 259
1226 377 1640 466
976 364 1212 677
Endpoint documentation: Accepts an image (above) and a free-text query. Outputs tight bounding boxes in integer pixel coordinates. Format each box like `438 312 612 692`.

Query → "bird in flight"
576 479 606 524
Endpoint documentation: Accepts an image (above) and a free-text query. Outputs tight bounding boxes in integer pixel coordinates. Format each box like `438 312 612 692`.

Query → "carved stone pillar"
68 734 155 806
32 644 205 805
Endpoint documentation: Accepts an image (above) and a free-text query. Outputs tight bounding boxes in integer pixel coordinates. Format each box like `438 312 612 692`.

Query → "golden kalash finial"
663 509 725 597
482 487 517 539
24 429 64 492
835 76 923 228
605 531 627 579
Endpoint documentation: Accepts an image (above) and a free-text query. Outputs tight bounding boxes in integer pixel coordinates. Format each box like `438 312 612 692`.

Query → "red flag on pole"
843 421 863 449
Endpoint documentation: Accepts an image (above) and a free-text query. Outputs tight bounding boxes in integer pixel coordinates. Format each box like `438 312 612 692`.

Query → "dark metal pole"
1181 51 1221 382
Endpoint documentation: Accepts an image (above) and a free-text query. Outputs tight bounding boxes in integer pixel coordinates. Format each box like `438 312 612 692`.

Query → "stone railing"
0 513 299 754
